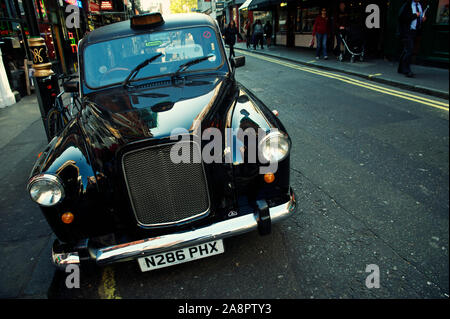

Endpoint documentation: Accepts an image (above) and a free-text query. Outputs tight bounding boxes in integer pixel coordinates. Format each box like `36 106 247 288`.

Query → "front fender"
28 120 113 243
225 85 291 205
31 119 98 198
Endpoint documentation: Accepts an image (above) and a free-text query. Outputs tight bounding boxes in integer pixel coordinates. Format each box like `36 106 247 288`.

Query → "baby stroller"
337 24 365 63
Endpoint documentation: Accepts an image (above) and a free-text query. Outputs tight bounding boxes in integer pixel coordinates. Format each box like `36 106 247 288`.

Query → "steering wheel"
99 67 130 82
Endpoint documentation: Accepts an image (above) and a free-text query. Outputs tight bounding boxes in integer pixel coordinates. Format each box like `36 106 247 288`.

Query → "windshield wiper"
122 53 163 87
173 54 214 78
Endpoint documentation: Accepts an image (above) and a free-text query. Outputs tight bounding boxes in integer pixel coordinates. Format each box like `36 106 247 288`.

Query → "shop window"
295 7 302 32
278 8 287 32
253 10 272 26
436 0 449 24
38 23 56 60
301 7 319 33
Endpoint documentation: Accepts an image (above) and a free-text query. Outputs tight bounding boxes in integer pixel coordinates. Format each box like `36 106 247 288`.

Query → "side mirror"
63 81 79 93
232 56 245 68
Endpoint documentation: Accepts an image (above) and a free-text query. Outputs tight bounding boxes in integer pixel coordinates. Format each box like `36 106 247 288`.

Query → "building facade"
384 0 448 65
235 0 448 66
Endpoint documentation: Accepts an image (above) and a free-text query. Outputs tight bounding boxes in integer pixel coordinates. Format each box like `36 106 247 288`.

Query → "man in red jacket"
312 8 330 60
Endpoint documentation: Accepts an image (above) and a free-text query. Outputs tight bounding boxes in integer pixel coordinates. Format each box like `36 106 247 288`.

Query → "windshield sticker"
203 31 211 39
145 40 163 47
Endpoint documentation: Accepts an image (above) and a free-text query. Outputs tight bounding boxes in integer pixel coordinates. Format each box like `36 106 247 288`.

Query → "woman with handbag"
312 8 330 60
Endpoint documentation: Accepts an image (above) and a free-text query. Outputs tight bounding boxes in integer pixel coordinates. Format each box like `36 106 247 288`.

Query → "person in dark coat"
224 20 241 58
398 0 427 77
244 19 252 49
264 21 273 48
253 19 264 50
334 1 350 56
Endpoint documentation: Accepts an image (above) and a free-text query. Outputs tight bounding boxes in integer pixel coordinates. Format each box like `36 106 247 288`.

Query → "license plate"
137 240 224 272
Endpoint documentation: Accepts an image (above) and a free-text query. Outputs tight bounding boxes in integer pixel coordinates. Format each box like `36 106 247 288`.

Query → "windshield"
83 26 224 89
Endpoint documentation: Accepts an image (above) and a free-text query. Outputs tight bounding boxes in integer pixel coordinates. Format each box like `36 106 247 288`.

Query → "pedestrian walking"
264 21 273 48
312 8 330 60
244 19 253 49
224 20 241 58
397 0 427 77
253 20 264 50
334 1 349 57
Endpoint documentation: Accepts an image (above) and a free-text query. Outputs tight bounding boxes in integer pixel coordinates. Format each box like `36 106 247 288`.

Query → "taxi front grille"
122 141 210 227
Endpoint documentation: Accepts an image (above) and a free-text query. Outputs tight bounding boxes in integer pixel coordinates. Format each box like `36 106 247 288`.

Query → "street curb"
234 46 449 100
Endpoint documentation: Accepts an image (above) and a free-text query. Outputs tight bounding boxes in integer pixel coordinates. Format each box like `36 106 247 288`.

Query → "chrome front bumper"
52 189 296 269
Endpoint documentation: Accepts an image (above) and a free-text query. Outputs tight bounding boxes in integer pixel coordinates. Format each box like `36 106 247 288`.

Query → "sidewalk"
0 93 53 298
233 42 449 100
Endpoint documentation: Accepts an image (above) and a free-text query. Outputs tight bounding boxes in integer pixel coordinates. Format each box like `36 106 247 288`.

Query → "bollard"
28 37 60 142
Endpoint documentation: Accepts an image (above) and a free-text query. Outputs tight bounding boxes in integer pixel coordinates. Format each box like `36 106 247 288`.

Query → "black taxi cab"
27 13 297 272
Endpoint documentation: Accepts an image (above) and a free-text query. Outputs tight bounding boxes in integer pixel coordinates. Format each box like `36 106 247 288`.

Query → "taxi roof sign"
131 13 164 29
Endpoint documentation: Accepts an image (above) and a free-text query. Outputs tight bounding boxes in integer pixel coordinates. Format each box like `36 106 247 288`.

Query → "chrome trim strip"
51 189 296 268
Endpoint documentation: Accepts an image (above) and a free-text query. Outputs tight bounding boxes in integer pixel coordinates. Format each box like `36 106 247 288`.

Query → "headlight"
27 174 65 207
259 131 290 162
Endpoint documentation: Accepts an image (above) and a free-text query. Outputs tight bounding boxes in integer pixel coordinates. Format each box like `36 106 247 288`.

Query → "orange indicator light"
61 212 74 224
264 173 275 184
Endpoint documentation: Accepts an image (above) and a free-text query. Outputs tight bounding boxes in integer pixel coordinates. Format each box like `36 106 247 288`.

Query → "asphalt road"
0 52 448 299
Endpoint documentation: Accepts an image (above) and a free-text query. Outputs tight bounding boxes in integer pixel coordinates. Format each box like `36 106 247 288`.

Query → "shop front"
0 0 32 98
384 0 449 66
268 0 386 57
49 0 88 74
223 0 246 41
238 0 253 36
87 0 127 31
242 0 275 44
245 0 447 65
26 0 88 75
244 0 326 48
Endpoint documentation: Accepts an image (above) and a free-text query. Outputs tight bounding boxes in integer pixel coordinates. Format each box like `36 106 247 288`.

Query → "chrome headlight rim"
259 130 291 163
27 174 65 207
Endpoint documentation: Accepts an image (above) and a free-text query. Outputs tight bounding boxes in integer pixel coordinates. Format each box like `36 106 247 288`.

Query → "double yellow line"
237 49 449 112
98 266 122 299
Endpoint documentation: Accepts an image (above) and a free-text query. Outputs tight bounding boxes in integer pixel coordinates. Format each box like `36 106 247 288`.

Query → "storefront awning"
248 0 278 11
239 0 253 11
